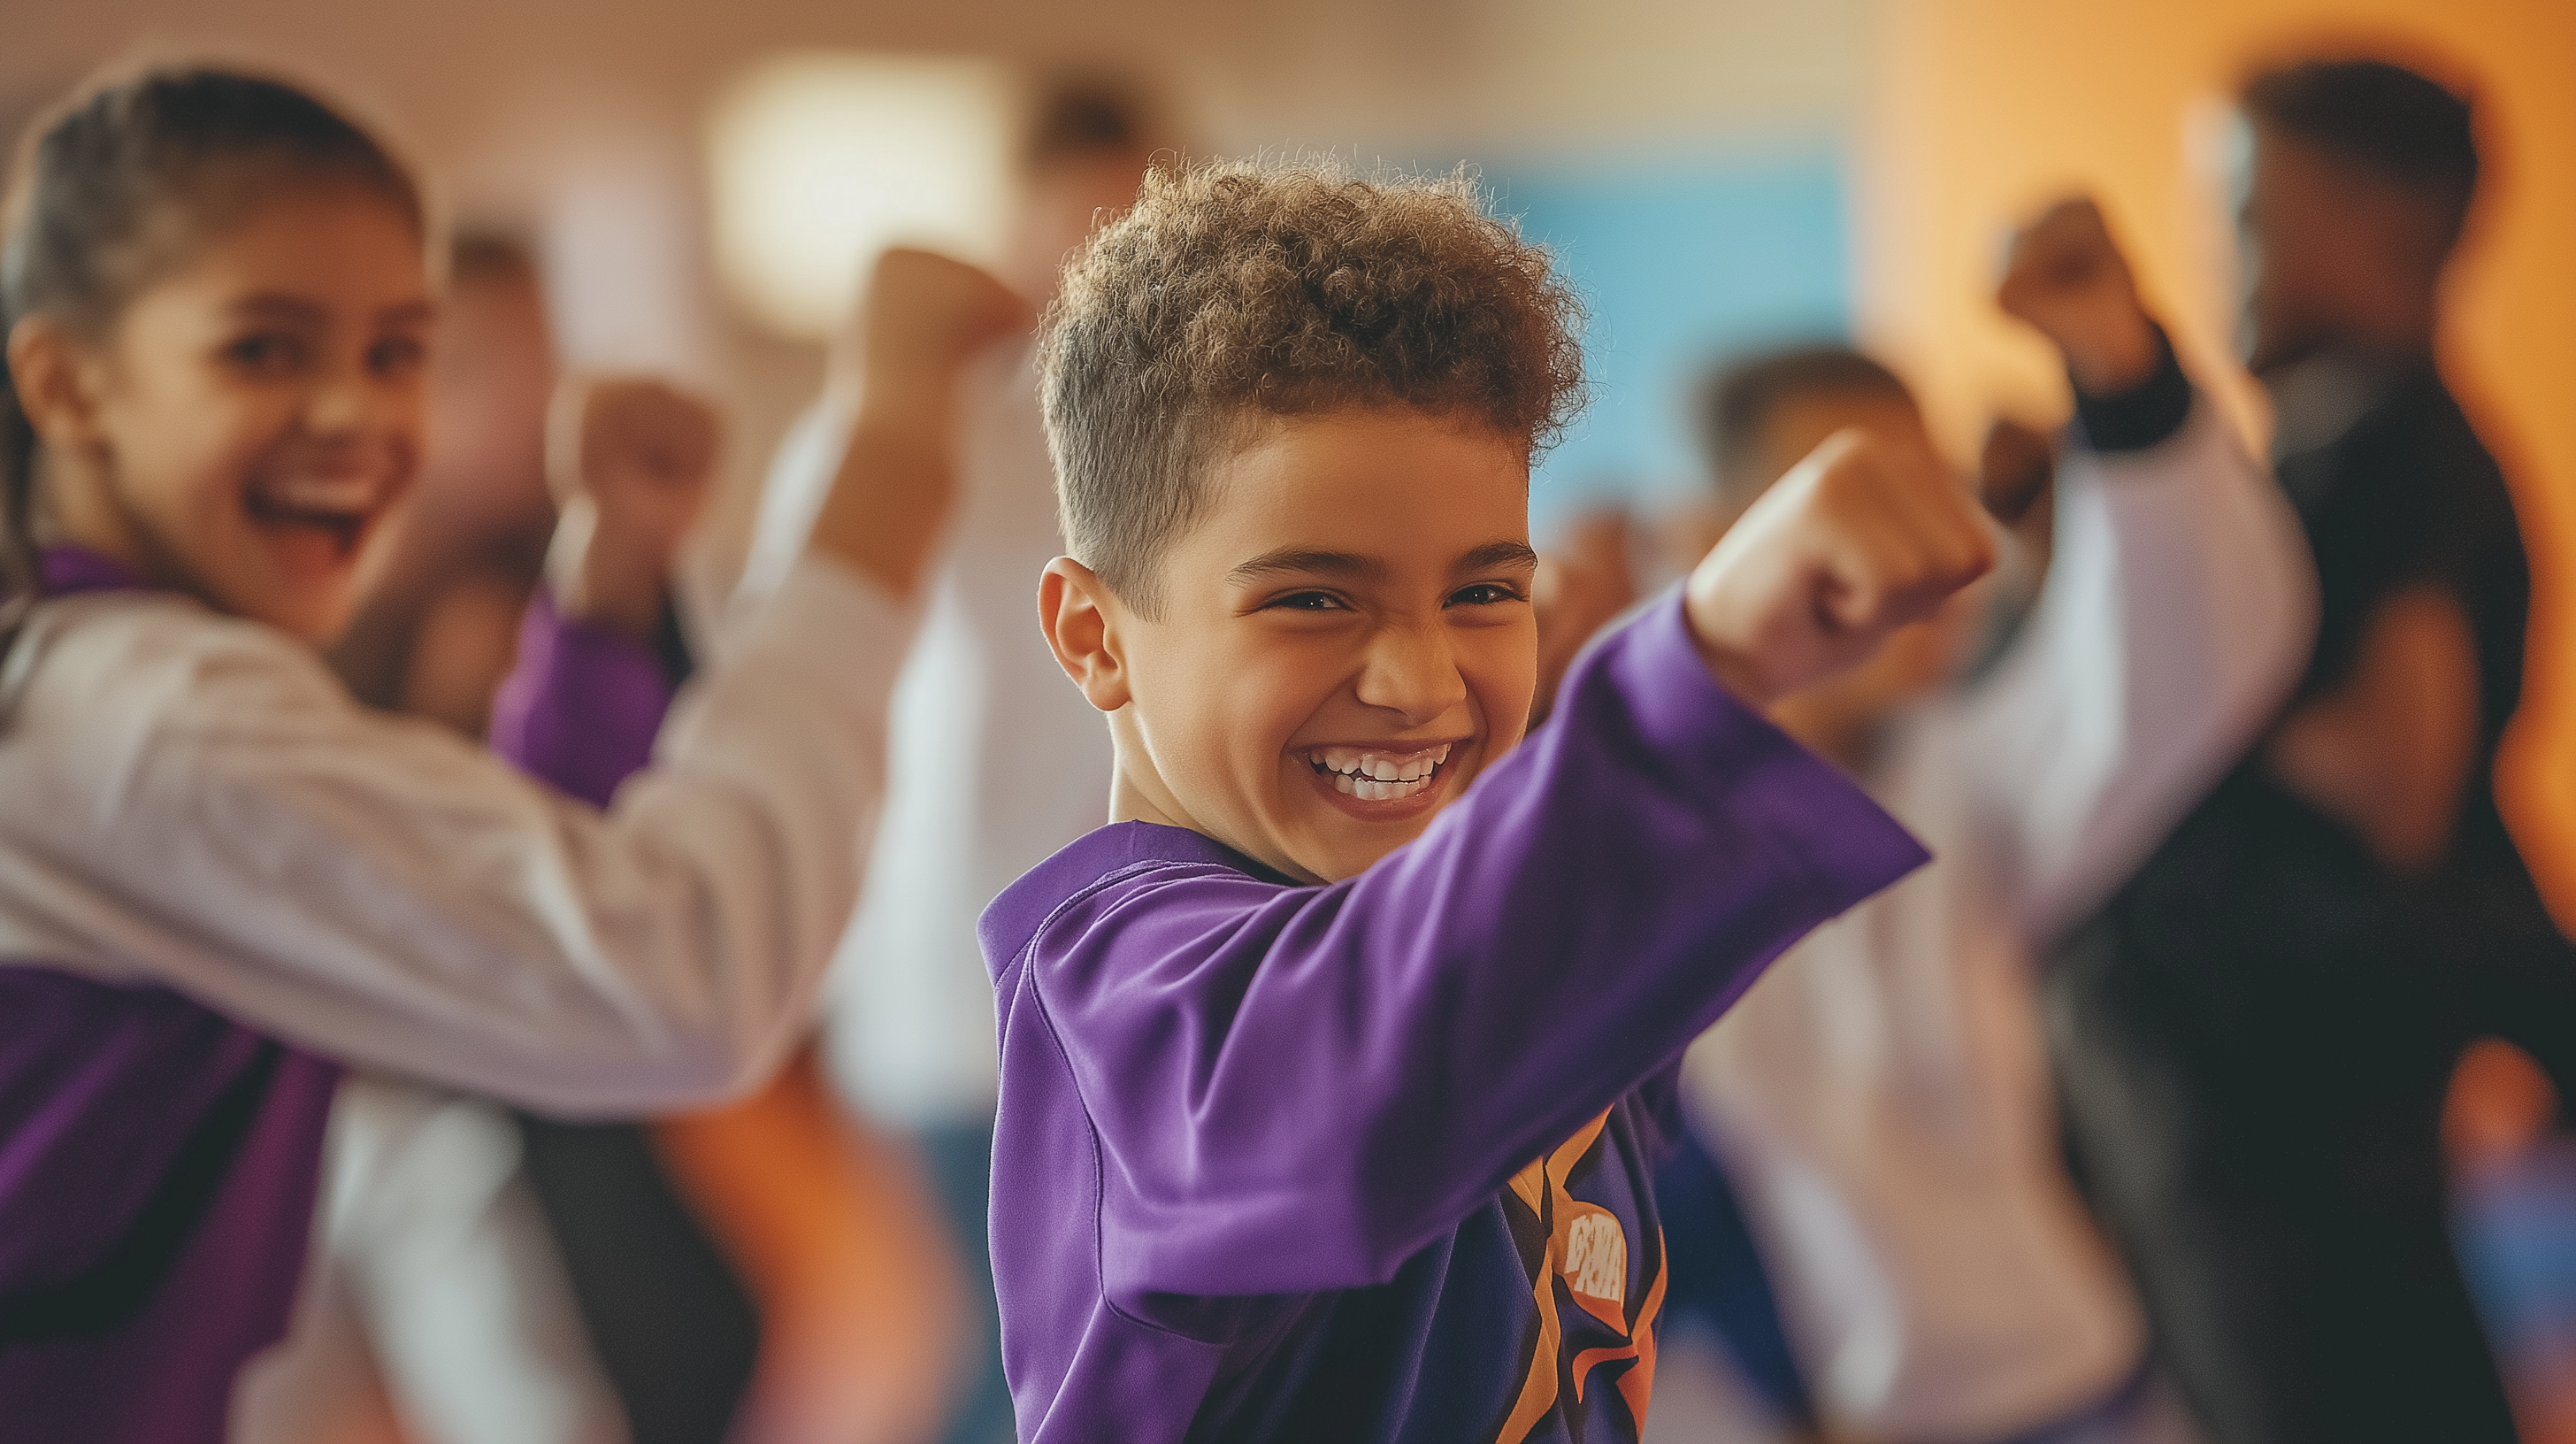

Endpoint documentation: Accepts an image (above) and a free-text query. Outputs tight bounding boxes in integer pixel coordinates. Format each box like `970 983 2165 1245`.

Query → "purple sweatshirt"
0 557 661 1442
979 592 1926 1442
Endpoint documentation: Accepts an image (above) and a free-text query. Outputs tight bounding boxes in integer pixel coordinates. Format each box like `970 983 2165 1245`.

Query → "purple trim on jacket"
39 543 149 596
487 586 674 808
979 591 1927 1442
0 545 343 1444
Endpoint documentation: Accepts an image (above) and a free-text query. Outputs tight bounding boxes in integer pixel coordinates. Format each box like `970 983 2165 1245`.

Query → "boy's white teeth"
1307 742 1453 800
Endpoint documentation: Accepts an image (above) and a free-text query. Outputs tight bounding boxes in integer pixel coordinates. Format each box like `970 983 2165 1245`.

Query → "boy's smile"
1041 408 1540 884
1302 741 1454 808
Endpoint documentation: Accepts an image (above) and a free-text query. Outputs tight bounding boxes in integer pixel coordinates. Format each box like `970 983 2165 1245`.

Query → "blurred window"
707 53 1016 338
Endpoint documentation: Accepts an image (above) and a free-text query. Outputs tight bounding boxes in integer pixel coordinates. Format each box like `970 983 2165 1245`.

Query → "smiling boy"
985 160 1993 1442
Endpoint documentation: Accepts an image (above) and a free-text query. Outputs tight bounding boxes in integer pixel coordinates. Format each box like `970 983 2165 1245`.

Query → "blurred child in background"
1645 197 2313 1444
498 373 972 1444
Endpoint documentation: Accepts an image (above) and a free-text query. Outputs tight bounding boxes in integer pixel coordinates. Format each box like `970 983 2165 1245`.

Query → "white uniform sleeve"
1947 401 2319 940
0 556 905 1117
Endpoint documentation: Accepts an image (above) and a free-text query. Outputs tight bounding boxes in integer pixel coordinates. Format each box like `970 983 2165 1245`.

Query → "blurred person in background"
308 232 755 1444
1648 197 2314 1444
499 369 972 1444
240 231 627 1444
330 230 556 734
1527 506 1638 729
734 78 1162 1444
296 232 970 1444
2046 56 2576 1444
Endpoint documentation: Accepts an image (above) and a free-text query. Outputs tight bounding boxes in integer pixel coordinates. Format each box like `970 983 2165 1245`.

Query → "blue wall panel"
1484 147 1851 536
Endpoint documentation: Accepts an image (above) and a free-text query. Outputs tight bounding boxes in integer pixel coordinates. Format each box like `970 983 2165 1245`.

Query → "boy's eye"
1262 590 1353 613
1446 582 1528 608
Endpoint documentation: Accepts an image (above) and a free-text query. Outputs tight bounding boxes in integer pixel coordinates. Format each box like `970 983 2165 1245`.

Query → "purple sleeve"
1019 591 1927 1298
487 587 675 808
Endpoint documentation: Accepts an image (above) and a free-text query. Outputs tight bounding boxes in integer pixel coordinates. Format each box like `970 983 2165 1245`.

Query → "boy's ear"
1039 556 1131 713
7 317 105 450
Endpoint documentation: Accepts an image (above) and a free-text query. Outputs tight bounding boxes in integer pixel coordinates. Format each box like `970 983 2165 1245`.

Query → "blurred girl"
0 64 1021 1442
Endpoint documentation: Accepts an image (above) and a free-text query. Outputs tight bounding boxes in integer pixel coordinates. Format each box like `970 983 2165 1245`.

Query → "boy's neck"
1108 764 1184 833
1103 719 1334 886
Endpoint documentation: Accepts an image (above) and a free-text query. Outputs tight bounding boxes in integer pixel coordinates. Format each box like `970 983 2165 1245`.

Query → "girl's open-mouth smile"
245 472 384 563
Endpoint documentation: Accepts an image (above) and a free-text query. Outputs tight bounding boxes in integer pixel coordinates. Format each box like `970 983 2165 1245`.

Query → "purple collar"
39 544 150 598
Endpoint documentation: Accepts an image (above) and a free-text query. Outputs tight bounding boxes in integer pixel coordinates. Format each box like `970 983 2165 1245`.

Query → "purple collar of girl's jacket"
40 543 151 596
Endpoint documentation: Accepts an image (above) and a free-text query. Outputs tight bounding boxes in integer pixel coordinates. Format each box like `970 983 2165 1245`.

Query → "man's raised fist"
1997 196 2161 397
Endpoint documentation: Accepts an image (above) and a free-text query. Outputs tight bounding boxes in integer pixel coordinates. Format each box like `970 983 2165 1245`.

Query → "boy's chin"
1284 777 1457 881
1286 826 1422 885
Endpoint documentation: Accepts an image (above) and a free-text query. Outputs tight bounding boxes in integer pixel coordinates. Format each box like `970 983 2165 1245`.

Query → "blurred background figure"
1529 507 1639 729
499 366 970 1444
1646 189 2311 1444
307 232 740 1444
310 249 968 1444
332 232 558 734
732 77 1163 1444
2046 55 2576 1444
241 231 630 1444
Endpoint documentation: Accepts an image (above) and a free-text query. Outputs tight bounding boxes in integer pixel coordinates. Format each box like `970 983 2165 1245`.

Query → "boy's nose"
1353 623 1469 726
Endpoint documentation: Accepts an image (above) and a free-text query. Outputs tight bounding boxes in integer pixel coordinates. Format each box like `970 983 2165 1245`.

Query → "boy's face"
1067 409 1539 884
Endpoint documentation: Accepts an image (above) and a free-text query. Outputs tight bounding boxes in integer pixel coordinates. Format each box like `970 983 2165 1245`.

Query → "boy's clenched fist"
1684 428 1996 707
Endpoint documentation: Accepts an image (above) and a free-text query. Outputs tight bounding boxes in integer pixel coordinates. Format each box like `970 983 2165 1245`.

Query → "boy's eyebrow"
1228 548 1389 586
1454 540 1541 574
377 299 436 327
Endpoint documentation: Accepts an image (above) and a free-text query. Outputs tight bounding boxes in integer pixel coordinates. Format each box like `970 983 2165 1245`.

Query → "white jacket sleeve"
0 556 905 1117
1948 400 2318 941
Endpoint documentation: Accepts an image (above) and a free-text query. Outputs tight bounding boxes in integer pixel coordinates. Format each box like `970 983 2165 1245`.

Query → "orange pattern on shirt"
1491 1110 1667 1442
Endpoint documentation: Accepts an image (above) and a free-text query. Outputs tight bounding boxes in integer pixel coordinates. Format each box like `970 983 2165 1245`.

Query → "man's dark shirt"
2046 354 2573 1444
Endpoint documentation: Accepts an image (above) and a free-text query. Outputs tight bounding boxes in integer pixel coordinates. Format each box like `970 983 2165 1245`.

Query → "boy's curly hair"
1038 157 1586 612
